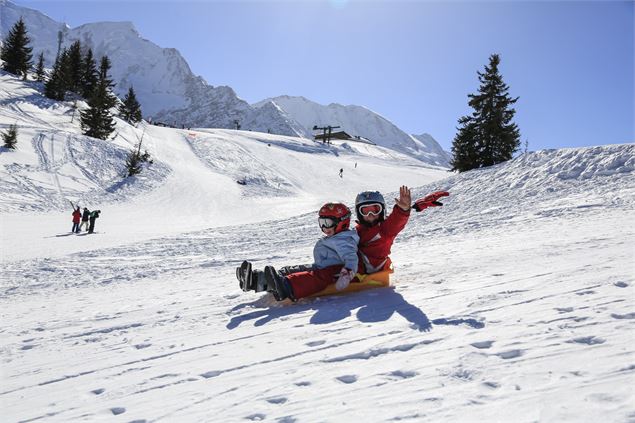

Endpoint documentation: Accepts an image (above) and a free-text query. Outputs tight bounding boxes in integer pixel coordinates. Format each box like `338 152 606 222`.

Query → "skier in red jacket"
71 206 81 233
354 186 449 274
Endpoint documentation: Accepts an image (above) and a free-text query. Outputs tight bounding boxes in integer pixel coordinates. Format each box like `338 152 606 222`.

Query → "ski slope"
1 73 634 422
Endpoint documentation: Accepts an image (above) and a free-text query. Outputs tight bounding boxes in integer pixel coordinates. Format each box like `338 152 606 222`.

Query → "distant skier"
88 210 101 234
71 206 81 233
339 168 343 178
237 202 359 301
79 207 90 232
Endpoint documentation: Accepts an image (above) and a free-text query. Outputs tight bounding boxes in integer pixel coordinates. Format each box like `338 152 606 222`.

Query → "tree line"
1 18 148 176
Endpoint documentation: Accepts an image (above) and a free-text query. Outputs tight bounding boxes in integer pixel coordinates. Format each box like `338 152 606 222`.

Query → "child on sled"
237 202 359 301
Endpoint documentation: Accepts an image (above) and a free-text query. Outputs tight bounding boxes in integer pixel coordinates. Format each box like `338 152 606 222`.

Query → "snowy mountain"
0 0 451 167
255 95 452 167
0 0 302 135
2 68 635 421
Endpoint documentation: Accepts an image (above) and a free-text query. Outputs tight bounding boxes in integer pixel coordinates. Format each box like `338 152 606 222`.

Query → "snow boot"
252 270 268 292
236 261 253 292
265 266 296 301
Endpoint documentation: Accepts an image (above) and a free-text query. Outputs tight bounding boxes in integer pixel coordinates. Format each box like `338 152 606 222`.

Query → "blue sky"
18 0 634 151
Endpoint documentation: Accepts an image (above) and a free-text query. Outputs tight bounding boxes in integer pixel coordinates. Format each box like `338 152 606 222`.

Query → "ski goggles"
359 203 383 217
318 217 338 229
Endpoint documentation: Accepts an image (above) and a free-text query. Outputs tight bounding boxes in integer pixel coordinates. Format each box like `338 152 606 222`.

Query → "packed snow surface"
1 73 634 422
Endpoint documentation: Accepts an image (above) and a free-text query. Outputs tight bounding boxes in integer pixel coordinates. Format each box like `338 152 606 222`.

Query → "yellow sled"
308 260 394 298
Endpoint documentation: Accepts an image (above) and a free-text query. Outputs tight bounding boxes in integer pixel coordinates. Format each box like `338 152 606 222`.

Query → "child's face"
363 213 380 225
321 227 336 236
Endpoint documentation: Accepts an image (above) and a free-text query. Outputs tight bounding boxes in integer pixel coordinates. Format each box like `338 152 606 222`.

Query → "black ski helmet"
355 191 386 224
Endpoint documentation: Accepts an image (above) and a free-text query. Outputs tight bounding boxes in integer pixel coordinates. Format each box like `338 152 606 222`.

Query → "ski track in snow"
1 73 634 422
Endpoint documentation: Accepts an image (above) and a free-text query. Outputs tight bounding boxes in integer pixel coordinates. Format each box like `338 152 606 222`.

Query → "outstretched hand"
413 191 450 212
394 186 412 211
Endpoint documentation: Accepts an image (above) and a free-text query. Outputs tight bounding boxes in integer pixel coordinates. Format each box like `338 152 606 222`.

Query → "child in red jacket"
354 186 449 274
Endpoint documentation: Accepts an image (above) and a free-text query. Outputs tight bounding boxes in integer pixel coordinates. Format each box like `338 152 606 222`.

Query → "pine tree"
125 144 152 177
81 48 98 98
80 55 117 140
451 54 521 172
34 52 45 82
66 40 83 94
98 56 117 109
2 124 18 149
0 18 33 80
44 48 68 100
450 116 480 173
125 149 142 176
119 86 142 124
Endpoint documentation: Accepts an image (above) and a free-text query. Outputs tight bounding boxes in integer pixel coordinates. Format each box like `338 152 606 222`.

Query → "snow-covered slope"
2 124 633 421
0 72 447 260
255 95 452 167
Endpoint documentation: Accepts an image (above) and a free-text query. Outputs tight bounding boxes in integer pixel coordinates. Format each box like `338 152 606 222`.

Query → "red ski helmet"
318 202 351 234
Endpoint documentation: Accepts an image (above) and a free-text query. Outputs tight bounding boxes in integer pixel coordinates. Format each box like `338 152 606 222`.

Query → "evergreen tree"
451 54 521 172
450 116 480 173
125 146 152 177
0 18 33 80
65 40 83 94
98 56 117 109
79 55 117 140
81 48 98 98
44 49 68 100
119 86 142 124
2 124 18 149
34 52 45 82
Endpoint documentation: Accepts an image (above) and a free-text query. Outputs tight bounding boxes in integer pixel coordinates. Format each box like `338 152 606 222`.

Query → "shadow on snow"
227 287 485 332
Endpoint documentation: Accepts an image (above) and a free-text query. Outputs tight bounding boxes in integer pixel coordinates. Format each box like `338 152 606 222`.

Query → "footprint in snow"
495 349 523 359
20 344 36 350
246 414 266 421
567 336 606 345
482 381 500 389
611 312 635 320
336 375 358 384
91 388 105 395
470 341 494 349
576 290 596 296
134 343 152 349
387 370 418 379
266 397 287 404
613 281 629 288
555 307 574 313
294 381 311 386
306 340 326 347
110 407 125 415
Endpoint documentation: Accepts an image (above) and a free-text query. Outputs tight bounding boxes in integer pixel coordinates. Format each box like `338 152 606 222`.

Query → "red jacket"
72 210 81 223
355 205 410 273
